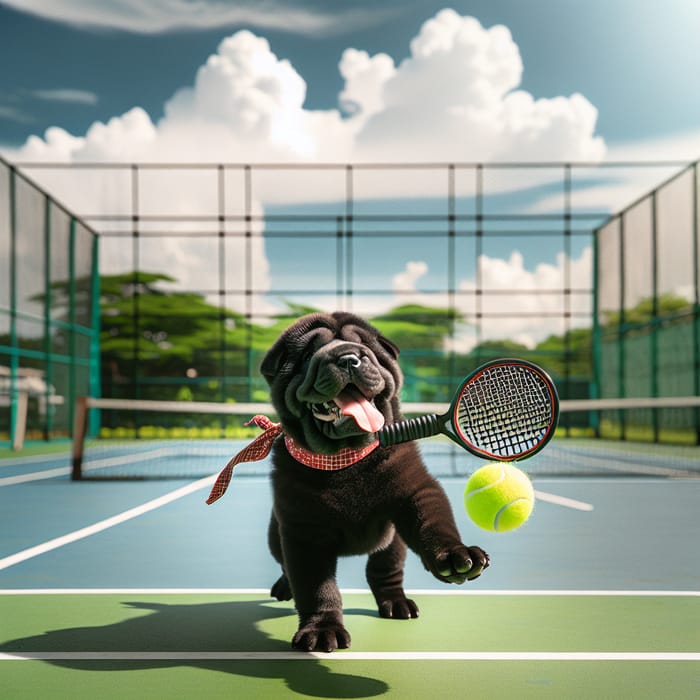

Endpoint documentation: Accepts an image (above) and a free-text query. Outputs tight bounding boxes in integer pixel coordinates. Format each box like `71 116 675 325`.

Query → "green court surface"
2 452 699 698
2 591 699 699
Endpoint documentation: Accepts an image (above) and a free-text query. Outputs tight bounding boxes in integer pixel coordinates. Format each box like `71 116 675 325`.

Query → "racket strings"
457 364 554 458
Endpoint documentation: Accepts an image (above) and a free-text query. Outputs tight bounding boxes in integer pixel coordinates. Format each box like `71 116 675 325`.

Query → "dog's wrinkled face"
261 312 403 454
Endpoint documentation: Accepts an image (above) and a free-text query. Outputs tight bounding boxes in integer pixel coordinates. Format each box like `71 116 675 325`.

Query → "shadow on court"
1 599 389 698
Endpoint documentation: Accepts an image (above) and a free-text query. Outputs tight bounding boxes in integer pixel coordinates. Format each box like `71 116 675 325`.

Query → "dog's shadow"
1 599 388 698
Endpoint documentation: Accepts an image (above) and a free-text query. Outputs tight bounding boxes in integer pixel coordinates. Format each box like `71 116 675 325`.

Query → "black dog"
260 312 489 652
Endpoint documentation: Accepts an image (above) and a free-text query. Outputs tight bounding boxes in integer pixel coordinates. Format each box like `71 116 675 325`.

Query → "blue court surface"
1 443 699 699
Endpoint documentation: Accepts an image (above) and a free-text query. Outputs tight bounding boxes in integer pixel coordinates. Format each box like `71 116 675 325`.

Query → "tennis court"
2 156 700 698
1 438 699 699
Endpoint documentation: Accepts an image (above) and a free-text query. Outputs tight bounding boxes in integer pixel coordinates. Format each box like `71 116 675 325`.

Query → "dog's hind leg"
268 513 293 601
366 533 419 619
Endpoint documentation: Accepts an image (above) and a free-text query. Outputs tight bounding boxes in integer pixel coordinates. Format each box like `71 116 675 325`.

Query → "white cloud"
9 11 605 167
30 88 98 105
16 30 352 164
523 128 700 217
339 48 396 118
391 249 594 353
98 199 274 317
606 128 700 163
1 0 393 36
2 10 612 325
161 31 323 159
392 261 429 293
349 10 605 162
0 104 33 124
459 248 593 350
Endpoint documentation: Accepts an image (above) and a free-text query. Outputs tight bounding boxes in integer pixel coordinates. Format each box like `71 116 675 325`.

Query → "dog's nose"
338 353 362 370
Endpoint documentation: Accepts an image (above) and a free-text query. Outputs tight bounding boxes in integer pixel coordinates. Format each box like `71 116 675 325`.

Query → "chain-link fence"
8 159 698 446
594 161 699 442
0 156 99 447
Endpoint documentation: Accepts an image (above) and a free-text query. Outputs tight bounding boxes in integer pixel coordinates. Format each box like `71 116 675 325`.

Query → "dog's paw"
429 544 490 584
270 574 293 601
377 595 420 620
292 614 351 653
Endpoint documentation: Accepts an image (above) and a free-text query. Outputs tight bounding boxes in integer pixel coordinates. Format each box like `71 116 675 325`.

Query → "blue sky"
0 1 697 348
0 0 699 155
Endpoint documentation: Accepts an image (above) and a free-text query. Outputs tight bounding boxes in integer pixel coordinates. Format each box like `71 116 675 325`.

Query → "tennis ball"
464 463 535 532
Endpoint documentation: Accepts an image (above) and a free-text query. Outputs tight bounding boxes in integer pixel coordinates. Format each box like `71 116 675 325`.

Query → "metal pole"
345 165 354 313
8 166 18 449
475 164 483 363
447 163 456 388
650 190 660 441
618 212 626 439
563 164 572 408
693 163 700 444
43 194 52 440
68 217 77 437
244 164 253 402
217 164 226 409
88 231 101 439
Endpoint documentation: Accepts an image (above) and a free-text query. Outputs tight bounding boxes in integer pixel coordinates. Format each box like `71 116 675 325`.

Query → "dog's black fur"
261 312 489 652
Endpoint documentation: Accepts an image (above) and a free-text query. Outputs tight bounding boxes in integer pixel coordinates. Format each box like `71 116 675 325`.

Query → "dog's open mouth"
309 385 385 434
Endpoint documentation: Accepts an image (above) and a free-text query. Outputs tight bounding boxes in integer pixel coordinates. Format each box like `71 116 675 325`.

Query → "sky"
0 0 699 159
1 0 698 347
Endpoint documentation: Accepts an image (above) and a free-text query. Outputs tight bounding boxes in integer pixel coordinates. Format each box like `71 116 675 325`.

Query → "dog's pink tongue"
335 388 385 433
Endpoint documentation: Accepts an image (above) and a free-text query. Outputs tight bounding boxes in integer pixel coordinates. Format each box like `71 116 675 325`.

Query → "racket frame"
446 358 559 461
378 358 559 461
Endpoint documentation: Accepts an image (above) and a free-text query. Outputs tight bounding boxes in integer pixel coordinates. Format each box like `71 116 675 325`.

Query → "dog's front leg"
366 534 419 619
395 483 490 585
281 532 350 653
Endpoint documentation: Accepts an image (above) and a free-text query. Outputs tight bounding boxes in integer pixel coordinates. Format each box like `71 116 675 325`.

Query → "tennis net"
70 395 700 481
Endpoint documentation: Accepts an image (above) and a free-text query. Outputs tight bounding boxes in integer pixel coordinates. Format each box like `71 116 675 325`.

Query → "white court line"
0 475 216 572
0 449 181 487
533 489 593 511
0 452 71 468
2 471 595 515
1 651 699 662
1 589 697 596
0 466 71 487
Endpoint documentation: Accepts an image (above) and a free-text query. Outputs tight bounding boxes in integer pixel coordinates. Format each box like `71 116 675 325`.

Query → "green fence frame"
0 156 101 449
6 158 699 446
593 159 700 443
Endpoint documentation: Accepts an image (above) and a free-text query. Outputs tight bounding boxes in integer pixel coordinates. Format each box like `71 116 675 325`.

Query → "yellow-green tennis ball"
464 463 535 532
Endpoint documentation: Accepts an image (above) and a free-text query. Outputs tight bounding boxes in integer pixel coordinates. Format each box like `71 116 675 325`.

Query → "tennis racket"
377 358 559 461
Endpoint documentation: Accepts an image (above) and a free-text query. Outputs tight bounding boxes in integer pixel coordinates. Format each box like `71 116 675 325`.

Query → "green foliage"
534 328 592 378
99 272 250 401
371 304 464 351
602 294 692 327
93 273 697 409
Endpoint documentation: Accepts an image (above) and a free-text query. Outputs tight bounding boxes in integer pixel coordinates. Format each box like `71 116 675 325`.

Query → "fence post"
71 395 89 480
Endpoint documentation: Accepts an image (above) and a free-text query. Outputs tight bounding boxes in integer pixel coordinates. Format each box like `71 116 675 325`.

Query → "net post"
72 395 89 480
11 390 28 451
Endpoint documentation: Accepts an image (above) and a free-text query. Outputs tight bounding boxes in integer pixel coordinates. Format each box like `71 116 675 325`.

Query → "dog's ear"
377 334 400 360
260 338 287 382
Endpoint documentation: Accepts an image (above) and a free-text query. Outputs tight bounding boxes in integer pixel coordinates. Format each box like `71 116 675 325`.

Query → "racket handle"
378 414 441 447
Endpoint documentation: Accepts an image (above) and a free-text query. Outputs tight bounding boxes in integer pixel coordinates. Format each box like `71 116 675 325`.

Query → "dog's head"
260 312 403 454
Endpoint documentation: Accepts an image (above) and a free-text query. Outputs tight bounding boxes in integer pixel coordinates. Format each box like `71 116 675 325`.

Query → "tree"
370 304 464 350
601 294 692 327
99 272 250 401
